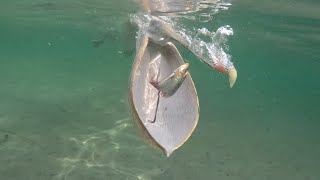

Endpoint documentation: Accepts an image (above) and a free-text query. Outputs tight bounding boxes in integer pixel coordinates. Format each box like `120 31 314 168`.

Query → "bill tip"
228 68 237 88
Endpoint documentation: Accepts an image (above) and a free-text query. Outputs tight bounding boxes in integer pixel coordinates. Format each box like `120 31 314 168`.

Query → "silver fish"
150 63 189 97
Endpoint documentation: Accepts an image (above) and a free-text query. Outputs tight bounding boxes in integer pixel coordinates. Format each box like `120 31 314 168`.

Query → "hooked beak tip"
228 68 237 88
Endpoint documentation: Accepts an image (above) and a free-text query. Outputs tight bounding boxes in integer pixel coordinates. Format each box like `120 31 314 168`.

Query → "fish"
150 63 189 97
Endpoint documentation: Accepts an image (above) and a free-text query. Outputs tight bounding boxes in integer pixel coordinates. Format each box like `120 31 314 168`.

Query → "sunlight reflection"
54 117 165 180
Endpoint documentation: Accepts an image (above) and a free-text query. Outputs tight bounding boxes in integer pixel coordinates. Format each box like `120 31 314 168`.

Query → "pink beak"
212 64 237 88
213 64 228 74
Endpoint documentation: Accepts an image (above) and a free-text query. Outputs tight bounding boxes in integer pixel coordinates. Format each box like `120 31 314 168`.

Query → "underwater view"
0 0 319 179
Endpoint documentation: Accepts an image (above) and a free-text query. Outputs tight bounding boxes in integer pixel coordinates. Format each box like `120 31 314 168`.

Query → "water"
0 0 319 179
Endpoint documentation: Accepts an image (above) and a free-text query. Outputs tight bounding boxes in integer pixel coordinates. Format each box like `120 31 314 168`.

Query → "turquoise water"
0 0 319 179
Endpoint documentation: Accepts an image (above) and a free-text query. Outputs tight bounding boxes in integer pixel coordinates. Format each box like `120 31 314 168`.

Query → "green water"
0 0 319 179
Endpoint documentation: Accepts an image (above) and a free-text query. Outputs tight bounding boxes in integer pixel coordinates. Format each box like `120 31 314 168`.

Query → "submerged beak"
213 64 237 88
228 68 237 88
213 64 228 74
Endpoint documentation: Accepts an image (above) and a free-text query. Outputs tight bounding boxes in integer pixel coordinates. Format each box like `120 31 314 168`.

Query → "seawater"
0 0 319 180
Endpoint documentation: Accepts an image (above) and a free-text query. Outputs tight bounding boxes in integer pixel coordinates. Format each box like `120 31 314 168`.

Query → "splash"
174 23 235 70
130 12 235 71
